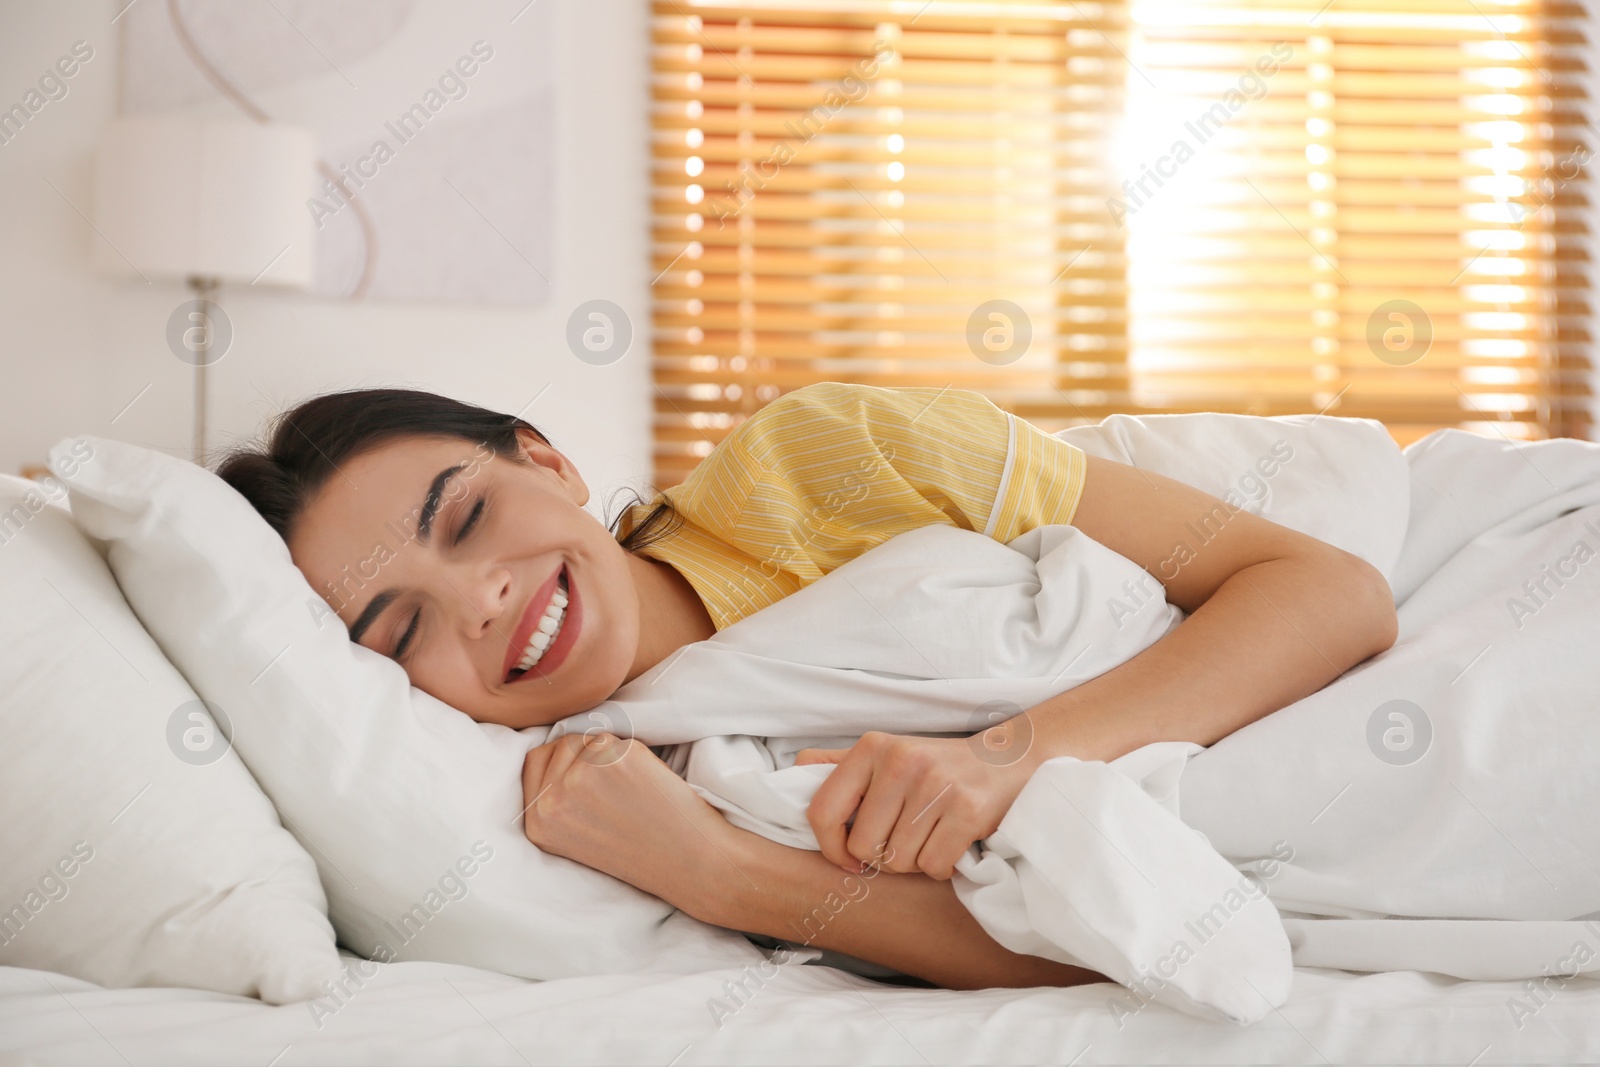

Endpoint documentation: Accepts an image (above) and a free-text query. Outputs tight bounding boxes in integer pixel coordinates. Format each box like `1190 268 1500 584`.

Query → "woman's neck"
623 551 717 685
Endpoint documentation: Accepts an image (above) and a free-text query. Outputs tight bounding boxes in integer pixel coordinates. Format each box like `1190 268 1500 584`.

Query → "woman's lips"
504 564 582 685
502 564 564 682
526 570 580 680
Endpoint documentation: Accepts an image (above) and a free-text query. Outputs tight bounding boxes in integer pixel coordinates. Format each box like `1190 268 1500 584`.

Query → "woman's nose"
457 567 512 639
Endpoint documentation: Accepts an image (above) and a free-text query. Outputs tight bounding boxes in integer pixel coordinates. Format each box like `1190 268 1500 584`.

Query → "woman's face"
287 431 640 728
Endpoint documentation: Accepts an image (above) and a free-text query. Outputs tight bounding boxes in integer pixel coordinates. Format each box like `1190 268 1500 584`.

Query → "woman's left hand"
795 729 1039 879
521 732 739 904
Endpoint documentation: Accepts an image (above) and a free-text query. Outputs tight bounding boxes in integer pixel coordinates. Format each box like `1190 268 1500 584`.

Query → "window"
1124 0 1593 446
649 0 1592 485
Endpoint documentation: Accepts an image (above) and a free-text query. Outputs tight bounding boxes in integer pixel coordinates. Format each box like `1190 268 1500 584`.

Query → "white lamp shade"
93 115 315 288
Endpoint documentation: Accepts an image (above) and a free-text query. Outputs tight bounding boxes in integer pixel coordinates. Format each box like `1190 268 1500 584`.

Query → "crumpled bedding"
550 412 1600 1025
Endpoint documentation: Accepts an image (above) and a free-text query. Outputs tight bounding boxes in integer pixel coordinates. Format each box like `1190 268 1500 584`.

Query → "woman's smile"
504 563 582 684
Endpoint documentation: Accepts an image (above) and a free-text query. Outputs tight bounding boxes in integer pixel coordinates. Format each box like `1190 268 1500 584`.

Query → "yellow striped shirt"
616 382 1089 631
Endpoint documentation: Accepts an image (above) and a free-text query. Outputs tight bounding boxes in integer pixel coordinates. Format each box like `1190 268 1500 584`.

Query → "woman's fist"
520 732 736 904
795 731 1037 879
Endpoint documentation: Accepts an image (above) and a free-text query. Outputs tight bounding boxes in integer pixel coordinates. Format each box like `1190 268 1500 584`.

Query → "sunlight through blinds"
649 1 1592 487
649 1 1131 486
1122 0 1593 446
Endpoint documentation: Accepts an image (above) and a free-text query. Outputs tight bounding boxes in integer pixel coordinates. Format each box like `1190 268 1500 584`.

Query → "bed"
5 955 1599 1064
7 409 1600 1064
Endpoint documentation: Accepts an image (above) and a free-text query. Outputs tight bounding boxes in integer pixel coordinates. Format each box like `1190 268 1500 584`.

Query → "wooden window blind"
1124 0 1593 447
648 1 1131 486
648 1 1592 486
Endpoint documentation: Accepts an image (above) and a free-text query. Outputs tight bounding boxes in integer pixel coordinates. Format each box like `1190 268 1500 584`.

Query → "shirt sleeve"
983 395 1091 542
735 382 1089 562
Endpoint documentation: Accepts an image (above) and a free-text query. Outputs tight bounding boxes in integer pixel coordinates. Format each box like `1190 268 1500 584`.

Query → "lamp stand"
187 275 219 465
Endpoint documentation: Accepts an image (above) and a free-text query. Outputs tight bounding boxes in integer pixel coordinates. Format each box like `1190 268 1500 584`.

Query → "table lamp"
93 115 315 464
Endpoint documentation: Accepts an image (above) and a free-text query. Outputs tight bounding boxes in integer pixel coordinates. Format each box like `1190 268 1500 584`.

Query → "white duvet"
549 413 1600 1026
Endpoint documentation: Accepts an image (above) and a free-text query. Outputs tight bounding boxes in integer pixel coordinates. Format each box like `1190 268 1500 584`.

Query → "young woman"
219 382 1397 991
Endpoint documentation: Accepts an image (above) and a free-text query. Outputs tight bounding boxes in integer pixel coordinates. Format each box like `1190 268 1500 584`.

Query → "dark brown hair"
216 388 681 554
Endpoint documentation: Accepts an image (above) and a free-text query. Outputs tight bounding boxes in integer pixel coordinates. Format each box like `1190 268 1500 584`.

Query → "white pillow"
1055 412 1409 580
0 471 341 1002
50 438 762 980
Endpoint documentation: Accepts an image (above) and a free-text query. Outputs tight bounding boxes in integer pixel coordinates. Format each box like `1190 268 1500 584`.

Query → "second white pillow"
0 473 341 1002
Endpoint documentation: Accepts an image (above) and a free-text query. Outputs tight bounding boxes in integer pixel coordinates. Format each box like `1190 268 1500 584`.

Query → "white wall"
0 0 654 521
9 1 1592 475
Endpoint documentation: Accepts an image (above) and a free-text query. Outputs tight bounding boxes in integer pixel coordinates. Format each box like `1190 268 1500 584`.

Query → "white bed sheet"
4 955 1599 1065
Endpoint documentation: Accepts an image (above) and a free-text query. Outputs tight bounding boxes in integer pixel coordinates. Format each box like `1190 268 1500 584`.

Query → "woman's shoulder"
700 382 876 468
662 380 1016 515
741 381 876 428
652 383 901 517
731 381 1000 454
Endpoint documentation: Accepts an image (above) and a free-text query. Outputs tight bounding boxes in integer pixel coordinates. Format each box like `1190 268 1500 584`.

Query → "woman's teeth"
513 575 568 674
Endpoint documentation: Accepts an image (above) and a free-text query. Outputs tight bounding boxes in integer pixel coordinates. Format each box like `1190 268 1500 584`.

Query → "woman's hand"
795 728 1038 879
524 732 1103 992
521 733 739 911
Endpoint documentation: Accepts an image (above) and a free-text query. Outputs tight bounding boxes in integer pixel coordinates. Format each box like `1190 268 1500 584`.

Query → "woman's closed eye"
393 609 421 660
391 495 486 661
454 496 485 544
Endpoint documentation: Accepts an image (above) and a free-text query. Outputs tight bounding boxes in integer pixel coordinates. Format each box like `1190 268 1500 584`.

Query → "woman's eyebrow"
348 589 399 645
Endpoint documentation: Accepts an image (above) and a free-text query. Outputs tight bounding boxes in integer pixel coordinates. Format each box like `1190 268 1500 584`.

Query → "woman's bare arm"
799 453 1400 877
1025 453 1399 759
522 733 1101 990
680 813 1098 990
